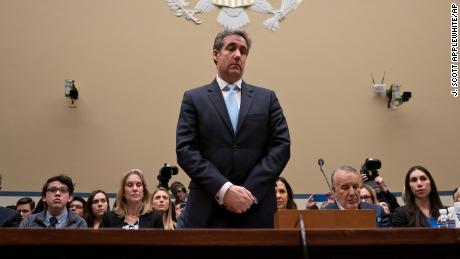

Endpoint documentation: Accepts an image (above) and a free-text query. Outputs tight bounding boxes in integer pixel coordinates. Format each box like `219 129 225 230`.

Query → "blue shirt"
46 210 68 228
427 216 438 228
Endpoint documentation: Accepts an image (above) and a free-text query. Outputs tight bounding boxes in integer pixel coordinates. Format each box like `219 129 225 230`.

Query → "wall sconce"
64 79 79 107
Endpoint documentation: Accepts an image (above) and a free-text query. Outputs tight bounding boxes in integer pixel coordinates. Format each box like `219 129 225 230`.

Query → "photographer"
170 181 188 203
157 164 178 189
361 159 400 213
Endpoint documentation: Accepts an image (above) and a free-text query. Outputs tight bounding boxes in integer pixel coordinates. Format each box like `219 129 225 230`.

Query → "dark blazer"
391 205 432 227
0 206 20 228
322 202 390 227
176 80 291 228
100 211 164 229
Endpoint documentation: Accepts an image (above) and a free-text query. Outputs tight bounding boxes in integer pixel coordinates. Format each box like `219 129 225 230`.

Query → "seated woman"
100 169 163 229
151 187 176 230
391 165 444 228
275 177 297 210
360 184 378 205
85 190 110 229
453 187 460 203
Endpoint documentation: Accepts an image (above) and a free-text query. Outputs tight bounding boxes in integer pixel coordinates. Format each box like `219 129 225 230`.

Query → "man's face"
16 204 33 220
70 200 85 218
213 34 248 83
174 187 186 203
333 170 361 209
43 181 71 215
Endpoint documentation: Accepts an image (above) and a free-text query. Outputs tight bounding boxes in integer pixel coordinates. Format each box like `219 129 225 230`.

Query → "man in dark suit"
0 206 20 227
0 173 21 227
176 30 290 228
321 166 390 227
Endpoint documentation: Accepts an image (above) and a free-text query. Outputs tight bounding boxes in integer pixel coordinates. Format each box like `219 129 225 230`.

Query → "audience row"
1 164 459 229
276 165 459 228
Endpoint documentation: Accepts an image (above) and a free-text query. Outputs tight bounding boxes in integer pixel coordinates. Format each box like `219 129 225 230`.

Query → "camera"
157 163 178 189
360 158 381 181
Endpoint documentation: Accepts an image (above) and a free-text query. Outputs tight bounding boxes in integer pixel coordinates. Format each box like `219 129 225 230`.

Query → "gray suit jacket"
19 210 87 228
176 79 290 228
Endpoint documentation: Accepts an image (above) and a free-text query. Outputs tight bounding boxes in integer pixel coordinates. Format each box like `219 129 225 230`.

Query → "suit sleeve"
5 210 21 228
176 91 229 196
243 91 291 200
391 207 409 227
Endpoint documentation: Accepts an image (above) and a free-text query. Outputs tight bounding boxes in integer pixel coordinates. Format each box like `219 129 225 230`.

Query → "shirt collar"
216 75 242 91
46 209 68 225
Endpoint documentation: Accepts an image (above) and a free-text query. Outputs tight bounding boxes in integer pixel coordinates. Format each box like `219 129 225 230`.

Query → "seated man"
321 166 389 227
170 181 187 203
16 197 35 221
19 175 87 228
0 173 21 227
70 196 86 218
0 206 21 227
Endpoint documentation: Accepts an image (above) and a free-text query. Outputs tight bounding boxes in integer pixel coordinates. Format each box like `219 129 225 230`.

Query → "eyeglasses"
70 204 84 209
361 195 372 200
47 187 69 194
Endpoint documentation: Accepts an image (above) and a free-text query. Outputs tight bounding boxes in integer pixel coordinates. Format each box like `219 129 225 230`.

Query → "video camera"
360 158 381 182
157 163 178 189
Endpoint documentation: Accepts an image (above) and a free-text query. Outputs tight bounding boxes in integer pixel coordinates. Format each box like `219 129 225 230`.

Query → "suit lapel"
207 80 234 134
236 81 255 134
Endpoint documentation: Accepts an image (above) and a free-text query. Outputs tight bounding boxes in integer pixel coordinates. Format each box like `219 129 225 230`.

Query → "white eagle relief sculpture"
165 0 303 31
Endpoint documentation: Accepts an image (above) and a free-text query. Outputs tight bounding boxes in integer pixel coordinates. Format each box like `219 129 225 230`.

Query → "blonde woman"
360 184 378 205
151 187 176 230
453 186 460 202
100 169 163 229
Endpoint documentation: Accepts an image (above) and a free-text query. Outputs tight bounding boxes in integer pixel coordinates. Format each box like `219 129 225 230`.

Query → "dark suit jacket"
322 202 390 227
0 206 20 228
391 205 432 227
100 211 164 229
176 79 290 228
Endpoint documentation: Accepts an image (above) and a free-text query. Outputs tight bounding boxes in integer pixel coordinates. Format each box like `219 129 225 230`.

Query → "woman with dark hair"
391 165 444 227
85 190 110 229
100 169 163 229
275 177 297 210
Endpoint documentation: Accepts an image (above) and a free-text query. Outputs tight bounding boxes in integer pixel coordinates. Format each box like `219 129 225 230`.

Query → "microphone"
317 158 342 209
318 158 324 167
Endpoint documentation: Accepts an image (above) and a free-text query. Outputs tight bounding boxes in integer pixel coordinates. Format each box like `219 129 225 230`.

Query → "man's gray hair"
331 166 359 186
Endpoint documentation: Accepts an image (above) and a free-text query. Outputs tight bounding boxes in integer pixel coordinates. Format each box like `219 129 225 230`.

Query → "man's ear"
213 49 219 62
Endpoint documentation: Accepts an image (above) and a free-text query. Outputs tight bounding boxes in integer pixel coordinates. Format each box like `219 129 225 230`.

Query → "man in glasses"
70 196 86 218
19 174 87 228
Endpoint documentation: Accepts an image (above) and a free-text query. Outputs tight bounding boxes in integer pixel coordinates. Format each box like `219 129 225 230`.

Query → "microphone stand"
318 159 343 210
295 214 309 259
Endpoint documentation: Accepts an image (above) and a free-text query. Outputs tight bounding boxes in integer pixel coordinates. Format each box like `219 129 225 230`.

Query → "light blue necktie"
225 84 239 131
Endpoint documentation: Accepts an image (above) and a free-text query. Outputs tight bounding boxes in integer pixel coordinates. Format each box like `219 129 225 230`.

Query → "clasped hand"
223 185 255 214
